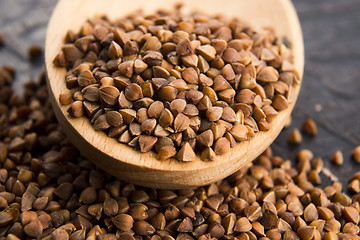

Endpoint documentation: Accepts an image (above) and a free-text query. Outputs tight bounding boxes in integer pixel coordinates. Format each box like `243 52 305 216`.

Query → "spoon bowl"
45 0 304 189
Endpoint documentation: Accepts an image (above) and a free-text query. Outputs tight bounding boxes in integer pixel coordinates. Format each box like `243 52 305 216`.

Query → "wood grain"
45 0 304 189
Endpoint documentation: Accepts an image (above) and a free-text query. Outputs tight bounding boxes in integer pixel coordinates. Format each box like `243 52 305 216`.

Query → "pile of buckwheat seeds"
55 7 300 161
1 62 360 239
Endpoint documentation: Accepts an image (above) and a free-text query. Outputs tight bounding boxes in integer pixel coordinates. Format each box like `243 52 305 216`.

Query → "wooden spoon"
45 0 304 189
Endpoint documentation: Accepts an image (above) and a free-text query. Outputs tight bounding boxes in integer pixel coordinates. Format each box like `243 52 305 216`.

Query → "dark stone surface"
0 0 359 189
275 0 360 188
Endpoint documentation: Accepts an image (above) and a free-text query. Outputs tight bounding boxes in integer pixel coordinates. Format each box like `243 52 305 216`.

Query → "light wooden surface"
45 0 304 189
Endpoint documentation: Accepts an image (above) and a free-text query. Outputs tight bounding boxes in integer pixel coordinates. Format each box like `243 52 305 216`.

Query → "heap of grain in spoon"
54 7 300 162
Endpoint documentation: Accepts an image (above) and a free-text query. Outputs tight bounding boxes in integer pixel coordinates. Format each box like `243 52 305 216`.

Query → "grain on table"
0 70 359 239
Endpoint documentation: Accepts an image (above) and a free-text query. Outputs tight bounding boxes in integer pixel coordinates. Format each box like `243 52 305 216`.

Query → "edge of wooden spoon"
45 0 304 189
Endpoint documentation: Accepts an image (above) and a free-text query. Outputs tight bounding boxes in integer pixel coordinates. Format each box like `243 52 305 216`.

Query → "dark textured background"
0 0 359 189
